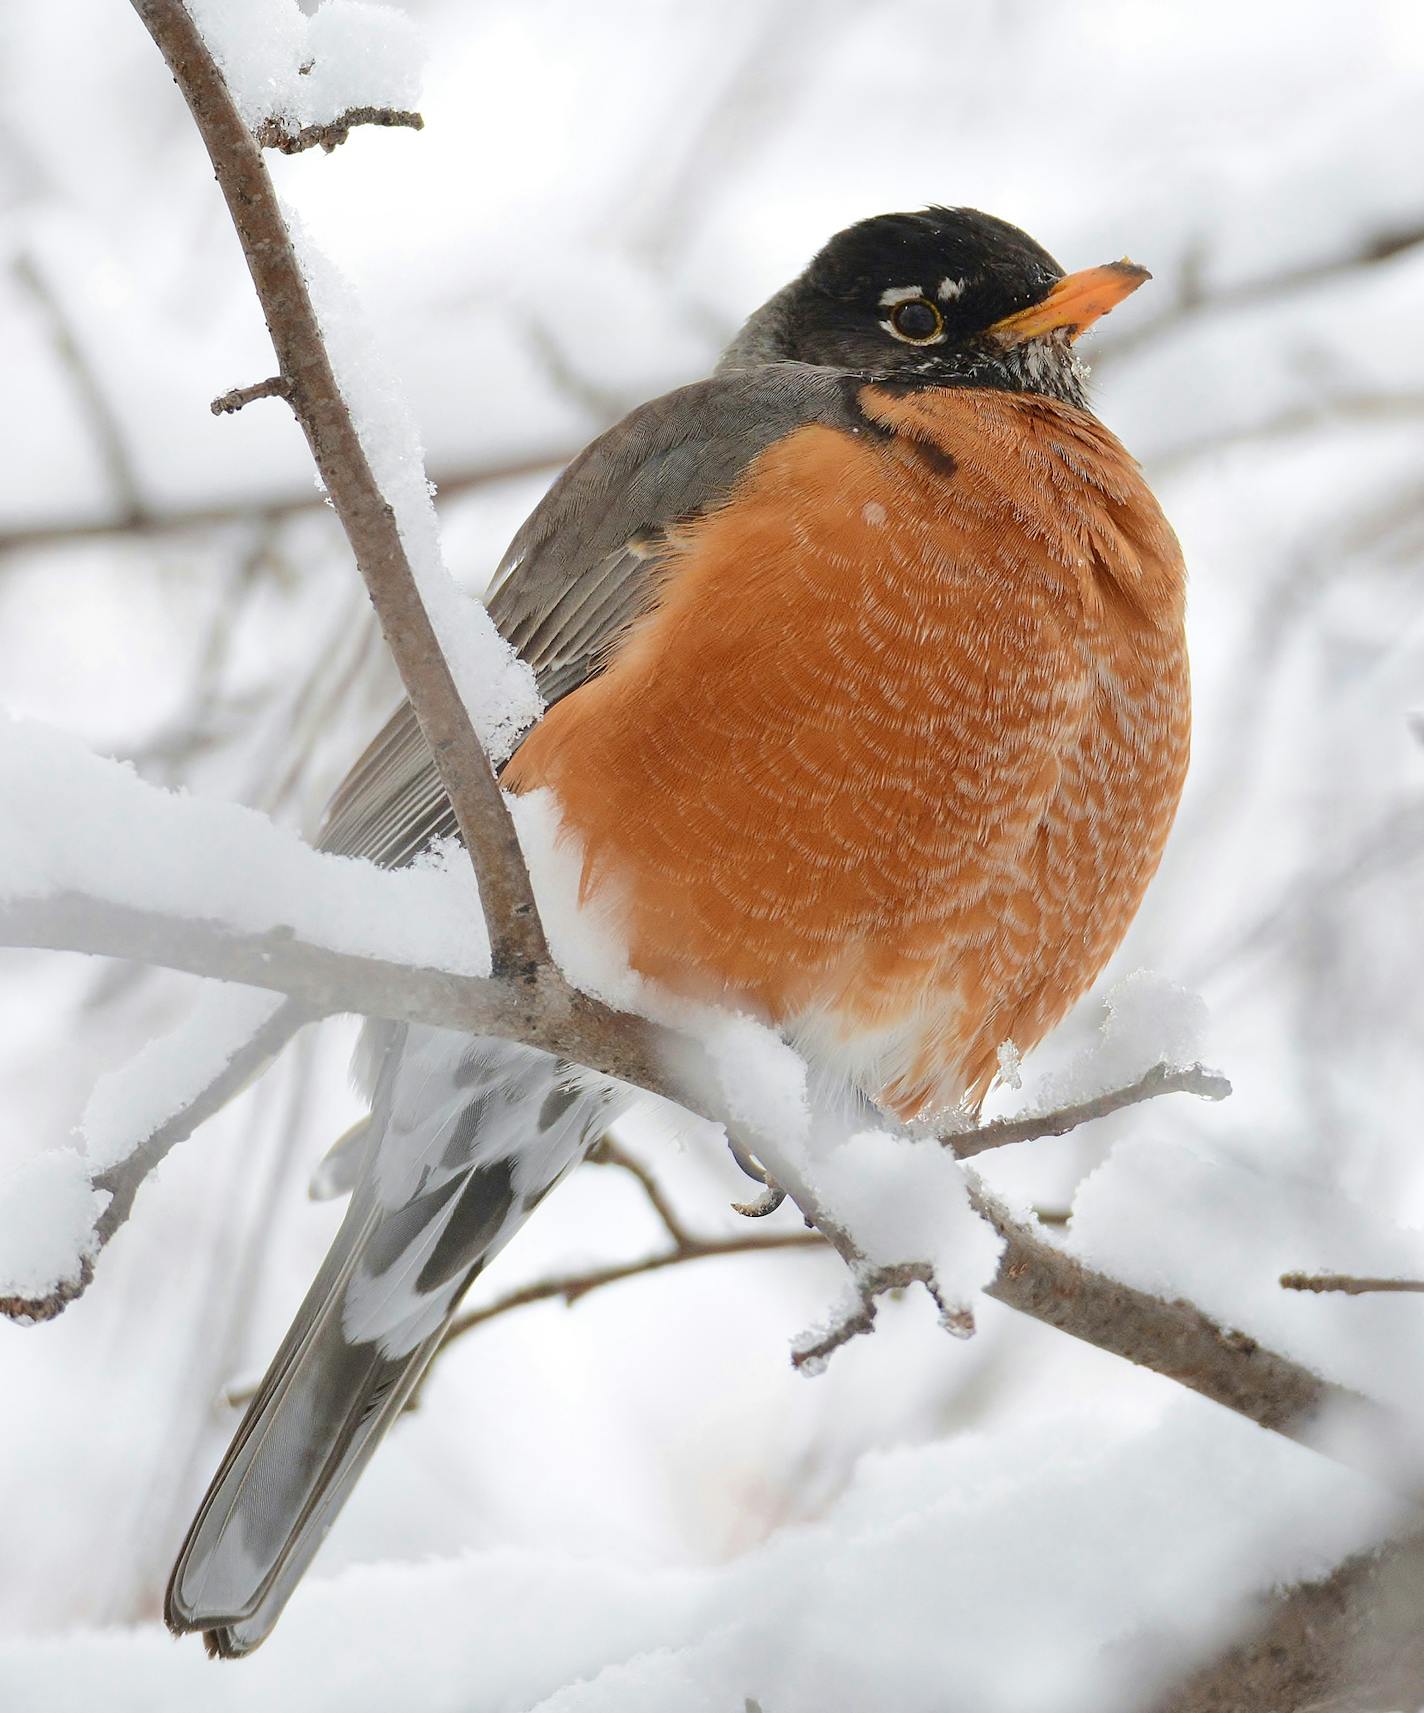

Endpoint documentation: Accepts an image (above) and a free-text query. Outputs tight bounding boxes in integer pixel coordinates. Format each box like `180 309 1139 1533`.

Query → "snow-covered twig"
129 0 545 984
944 1060 1231 1159
966 1181 1406 1470
790 1259 959 1375
254 106 423 155
0 891 514 1038
7 896 1404 1479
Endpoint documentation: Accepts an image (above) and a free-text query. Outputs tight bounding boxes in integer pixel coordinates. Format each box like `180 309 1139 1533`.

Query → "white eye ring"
881 297 945 345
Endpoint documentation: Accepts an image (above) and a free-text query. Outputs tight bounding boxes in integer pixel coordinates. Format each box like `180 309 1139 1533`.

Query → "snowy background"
2 0 1423 1708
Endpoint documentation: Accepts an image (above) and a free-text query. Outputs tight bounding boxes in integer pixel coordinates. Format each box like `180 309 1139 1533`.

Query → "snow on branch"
944 1060 1231 1159
130 0 547 981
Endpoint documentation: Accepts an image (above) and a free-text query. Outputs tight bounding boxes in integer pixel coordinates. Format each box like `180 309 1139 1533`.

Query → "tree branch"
0 889 678 1099
438 1228 827 1352
943 1061 1231 1159
1151 1524 1424 1713
589 1135 695 1249
6 891 1414 1490
210 376 289 415
130 0 546 981
255 106 424 155
969 1183 1332 1435
1282 1272 1424 1296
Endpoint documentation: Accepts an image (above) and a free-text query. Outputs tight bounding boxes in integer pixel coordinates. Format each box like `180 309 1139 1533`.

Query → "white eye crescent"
878 284 926 308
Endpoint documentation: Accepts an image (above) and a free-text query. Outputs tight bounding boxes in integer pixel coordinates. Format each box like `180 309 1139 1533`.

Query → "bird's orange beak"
986 260 1151 344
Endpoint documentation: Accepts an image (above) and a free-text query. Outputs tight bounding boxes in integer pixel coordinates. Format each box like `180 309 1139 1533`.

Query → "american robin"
166 206 1189 1655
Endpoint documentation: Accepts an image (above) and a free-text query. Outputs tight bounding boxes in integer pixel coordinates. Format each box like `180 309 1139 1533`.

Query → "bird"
165 206 1190 1656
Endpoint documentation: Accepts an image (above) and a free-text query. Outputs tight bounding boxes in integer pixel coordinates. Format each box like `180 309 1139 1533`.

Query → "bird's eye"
888 298 944 343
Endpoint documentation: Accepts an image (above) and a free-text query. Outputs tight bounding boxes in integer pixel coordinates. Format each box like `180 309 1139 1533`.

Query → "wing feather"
318 364 858 869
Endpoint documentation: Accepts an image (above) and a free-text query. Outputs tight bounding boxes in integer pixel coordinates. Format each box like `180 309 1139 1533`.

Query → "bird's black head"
718 207 1149 408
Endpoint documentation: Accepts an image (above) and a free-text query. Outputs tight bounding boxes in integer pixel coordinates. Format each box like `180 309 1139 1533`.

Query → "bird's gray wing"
318 363 863 867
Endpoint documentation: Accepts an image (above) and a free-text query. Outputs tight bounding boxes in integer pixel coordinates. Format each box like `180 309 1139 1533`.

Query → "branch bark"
1151 1525 1424 1713
1282 1272 1424 1296
255 106 424 155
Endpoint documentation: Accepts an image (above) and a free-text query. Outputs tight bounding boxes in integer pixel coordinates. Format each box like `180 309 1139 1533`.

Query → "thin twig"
229 1226 826 1408
588 1136 693 1249
1 997 311 1325
1281 1272 1424 1296
1094 222 1424 368
438 1229 827 1352
790 1259 944 1373
946 1061 1232 1158
255 107 423 156
210 376 289 415
130 0 548 982
12 249 144 528
0 450 572 560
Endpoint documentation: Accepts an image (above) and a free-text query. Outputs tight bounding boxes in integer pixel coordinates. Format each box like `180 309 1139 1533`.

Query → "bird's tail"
165 1027 626 1657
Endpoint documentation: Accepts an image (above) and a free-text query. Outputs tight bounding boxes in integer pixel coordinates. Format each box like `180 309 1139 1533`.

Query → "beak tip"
1111 257 1153 287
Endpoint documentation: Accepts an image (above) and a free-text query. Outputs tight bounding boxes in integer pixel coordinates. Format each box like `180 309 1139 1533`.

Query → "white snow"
288 222 543 765
0 1147 108 1302
185 0 424 135
701 1013 812 1154
808 1128 1005 1324
0 1401 1394 1712
1003 970 1213 1116
1066 1135 1424 1422
80 987 290 1173
0 712 490 980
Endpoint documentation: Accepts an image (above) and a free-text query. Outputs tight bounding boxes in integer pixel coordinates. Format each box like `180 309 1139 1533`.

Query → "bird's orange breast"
503 385 1189 1117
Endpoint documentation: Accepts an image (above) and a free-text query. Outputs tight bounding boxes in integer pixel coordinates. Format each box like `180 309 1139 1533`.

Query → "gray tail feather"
165 1028 625 1658
163 1191 460 1658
